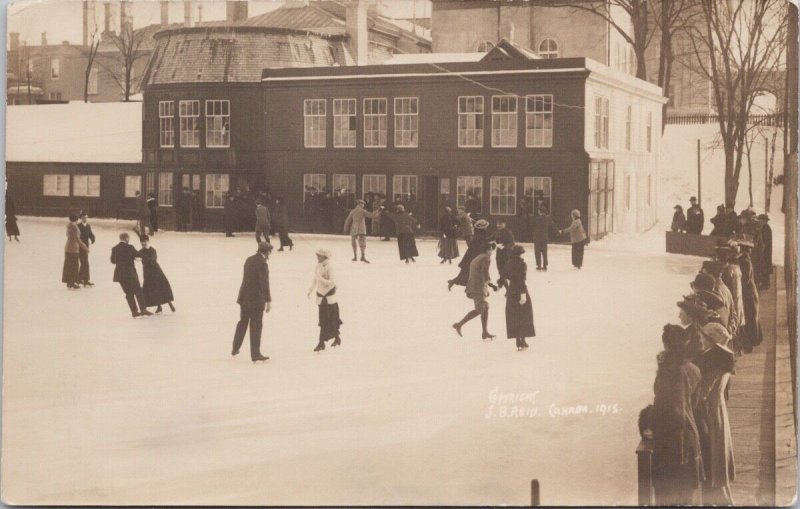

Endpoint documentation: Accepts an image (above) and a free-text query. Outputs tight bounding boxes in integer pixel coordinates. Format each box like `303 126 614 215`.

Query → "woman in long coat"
651 324 703 506
438 206 459 264
273 197 293 251
63 213 88 289
5 193 20 242
138 236 175 313
499 245 535 350
385 205 420 263
448 219 490 290
560 209 587 269
307 249 342 352
379 196 394 241
737 241 762 353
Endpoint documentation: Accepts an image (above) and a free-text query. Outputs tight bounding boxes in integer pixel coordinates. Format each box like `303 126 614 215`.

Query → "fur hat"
474 219 490 230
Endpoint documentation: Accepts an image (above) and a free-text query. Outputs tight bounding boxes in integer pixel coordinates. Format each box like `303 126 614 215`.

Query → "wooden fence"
666 113 784 127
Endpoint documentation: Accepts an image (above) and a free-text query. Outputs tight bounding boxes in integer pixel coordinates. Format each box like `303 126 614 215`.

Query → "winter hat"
677 294 714 322
690 272 716 293
257 241 273 254
690 196 697 203
701 322 731 347
674 204 683 211
315 248 331 259
474 219 490 230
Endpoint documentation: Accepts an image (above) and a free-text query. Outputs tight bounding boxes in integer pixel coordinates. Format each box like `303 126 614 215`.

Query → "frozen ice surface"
2 218 706 506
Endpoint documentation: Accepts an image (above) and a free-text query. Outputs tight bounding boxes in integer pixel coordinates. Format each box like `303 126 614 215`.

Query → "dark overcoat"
500 257 535 339
238 253 271 308
139 247 174 306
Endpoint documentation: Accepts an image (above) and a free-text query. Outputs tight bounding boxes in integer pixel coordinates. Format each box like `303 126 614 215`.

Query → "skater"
757 214 773 289
223 193 237 237
491 219 515 283
111 232 151 317
671 205 687 233
448 219 490 290
5 192 20 242
371 195 385 237
147 192 159 234
379 197 394 241
532 207 557 271
307 248 343 352
686 196 704 234
385 204 420 263
343 199 381 263
456 206 474 244
77 212 96 287
232 241 272 362
134 190 150 238
63 213 89 290
499 245 535 350
273 197 293 251
138 235 175 314
438 205 459 264
452 242 496 340
254 199 271 244
560 209 587 269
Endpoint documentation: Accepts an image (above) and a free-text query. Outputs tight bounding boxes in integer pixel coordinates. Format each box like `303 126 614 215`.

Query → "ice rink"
2 218 704 506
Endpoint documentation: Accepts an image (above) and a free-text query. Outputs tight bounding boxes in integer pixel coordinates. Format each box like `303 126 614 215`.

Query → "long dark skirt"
6 216 19 237
740 284 762 348
62 252 80 285
398 233 419 260
142 262 174 306
318 297 342 341
571 242 585 268
438 236 459 260
496 247 511 275
505 291 535 339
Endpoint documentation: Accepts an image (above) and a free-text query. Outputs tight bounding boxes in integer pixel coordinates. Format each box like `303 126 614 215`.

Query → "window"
159 101 175 148
304 99 326 148
523 176 552 213
490 176 517 215
646 111 653 152
362 174 386 198
457 176 483 210
124 175 142 198
49 92 62 101
491 95 517 147
158 172 174 206
333 174 356 209
363 98 387 148
303 173 326 203
205 100 230 148
458 96 484 147
392 175 418 203
145 172 156 195
625 105 632 151
525 95 553 147
72 175 100 197
43 174 69 196
394 97 418 148
179 100 200 148
538 38 559 59
50 58 60 79
88 67 98 95
333 99 357 148
594 96 609 149
205 174 229 208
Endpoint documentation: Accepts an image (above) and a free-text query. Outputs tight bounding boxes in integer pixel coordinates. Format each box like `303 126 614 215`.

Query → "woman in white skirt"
307 248 343 352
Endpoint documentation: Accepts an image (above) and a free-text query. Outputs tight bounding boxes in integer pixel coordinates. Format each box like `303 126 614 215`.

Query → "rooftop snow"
6 102 142 164
382 52 486 65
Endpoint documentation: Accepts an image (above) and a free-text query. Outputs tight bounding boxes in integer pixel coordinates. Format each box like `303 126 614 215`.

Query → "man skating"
531 207 557 271
232 241 272 362
77 211 96 287
453 242 497 340
255 199 272 244
110 232 152 317
343 199 382 263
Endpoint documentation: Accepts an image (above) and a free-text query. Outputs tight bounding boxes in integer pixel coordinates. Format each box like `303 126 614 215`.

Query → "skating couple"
110 232 176 317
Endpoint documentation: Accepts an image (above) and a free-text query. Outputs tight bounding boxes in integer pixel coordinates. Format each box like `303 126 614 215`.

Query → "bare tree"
79 13 101 103
650 0 701 111
684 0 787 207
95 23 148 101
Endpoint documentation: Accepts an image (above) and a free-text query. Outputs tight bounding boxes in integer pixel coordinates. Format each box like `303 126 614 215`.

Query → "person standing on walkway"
232 241 272 362
560 209 587 269
111 232 151 317
757 214 773 289
452 242 496 340
254 199 271 244
438 205 459 264
5 192 20 242
384 204 420 263
448 219 489 290
686 196 704 234
709 205 727 236
736 239 762 353
138 235 176 314
77 211 96 287
499 245 535 350
63 213 89 290
531 207 557 271
274 197 293 251
701 260 737 336
307 248 342 352
343 199 381 263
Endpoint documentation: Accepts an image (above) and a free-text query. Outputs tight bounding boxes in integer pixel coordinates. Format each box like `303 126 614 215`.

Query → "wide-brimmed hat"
701 260 724 276
701 322 731 346
677 294 715 322
474 219 489 230
315 248 331 259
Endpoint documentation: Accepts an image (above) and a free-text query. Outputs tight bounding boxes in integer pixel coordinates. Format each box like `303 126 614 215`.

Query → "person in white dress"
307 249 342 352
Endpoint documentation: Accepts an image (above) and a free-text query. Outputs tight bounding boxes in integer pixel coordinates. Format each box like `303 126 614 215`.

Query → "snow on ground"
2 217 705 506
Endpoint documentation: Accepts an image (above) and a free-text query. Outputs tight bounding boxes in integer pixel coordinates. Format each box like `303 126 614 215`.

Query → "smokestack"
183 1 193 27
345 0 368 65
104 2 111 33
82 1 89 46
226 1 248 24
120 1 132 32
9 32 20 53
160 1 169 25
41 32 48 46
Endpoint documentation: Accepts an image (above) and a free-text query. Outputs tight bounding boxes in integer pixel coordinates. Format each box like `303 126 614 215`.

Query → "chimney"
226 1 248 24
345 0 368 65
197 3 203 23
104 2 111 33
120 1 133 32
9 32 19 53
41 32 48 46
160 1 169 25
82 1 89 46
183 1 193 27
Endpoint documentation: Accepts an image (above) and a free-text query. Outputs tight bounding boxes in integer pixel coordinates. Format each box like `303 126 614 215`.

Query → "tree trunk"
766 130 777 211
746 147 754 207
724 153 739 207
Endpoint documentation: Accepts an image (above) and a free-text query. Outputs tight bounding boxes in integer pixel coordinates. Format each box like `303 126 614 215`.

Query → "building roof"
382 52 485 65
6 102 142 163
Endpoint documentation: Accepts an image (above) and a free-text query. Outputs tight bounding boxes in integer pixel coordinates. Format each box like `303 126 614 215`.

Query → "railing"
666 113 785 127
636 438 655 506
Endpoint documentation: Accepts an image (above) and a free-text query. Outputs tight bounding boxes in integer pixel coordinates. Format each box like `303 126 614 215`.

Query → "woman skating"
385 204 420 263
438 205 459 264
560 209 587 269
138 235 175 314
63 213 88 289
307 249 342 352
448 219 489 290
499 245 535 350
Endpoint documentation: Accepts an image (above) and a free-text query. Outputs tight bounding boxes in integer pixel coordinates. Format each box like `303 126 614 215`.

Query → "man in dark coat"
686 197 704 234
232 241 272 362
135 191 150 237
77 211 96 287
724 204 739 235
464 192 482 219
147 192 159 234
176 187 191 232
111 232 151 317
531 207 558 271
223 193 236 237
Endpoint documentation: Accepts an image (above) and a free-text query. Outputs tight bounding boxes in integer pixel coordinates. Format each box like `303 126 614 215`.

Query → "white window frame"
491 95 518 148
362 174 386 198
456 176 484 210
205 174 229 208
392 174 418 203
525 94 553 148
363 98 387 148
304 99 327 148
159 101 175 148
394 97 419 148
490 177 517 216
124 175 142 198
88 67 99 95
303 173 326 203
333 98 357 148
523 176 553 212
205 100 230 148
179 100 200 148
594 95 610 149
72 174 101 197
538 38 559 59
333 174 357 208
458 96 484 148
43 174 70 196
158 172 174 207
50 58 60 79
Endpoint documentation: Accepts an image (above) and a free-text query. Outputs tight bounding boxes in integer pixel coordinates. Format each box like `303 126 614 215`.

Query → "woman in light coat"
307 249 342 352
560 209 587 269
63 213 89 289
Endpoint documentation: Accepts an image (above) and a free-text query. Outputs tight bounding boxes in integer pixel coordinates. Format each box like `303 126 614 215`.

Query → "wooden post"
530 479 540 506
764 135 769 211
636 439 655 506
696 139 701 207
